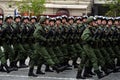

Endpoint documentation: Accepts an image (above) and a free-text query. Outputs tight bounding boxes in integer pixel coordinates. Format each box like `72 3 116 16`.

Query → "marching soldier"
30 16 65 77
12 15 25 69
60 15 72 69
76 17 105 79
54 16 65 67
2 15 17 71
0 15 11 73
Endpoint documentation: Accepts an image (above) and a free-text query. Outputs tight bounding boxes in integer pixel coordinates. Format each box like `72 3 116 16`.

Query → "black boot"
63 62 72 70
10 62 18 71
108 64 120 73
94 70 105 79
66 62 72 67
87 66 96 75
0 65 6 72
117 59 120 66
83 67 93 78
36 65 45 75
0 65 2 71
113 67 120 73
28 67 38 77
45 65 54 72
2 64 11 73
73 60 78 68
19 60 28 68
14 61 19 68
76 70 86 79
52 65 66 73
101 67 112 76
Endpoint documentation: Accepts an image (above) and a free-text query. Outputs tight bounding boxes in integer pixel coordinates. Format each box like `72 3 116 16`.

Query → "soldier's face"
23 19 29 23
10 18 13 22
6 18 12 23
45 19 49 25
76 20 82 24
15 18 21 23
56 20 61 24
92 21 97 26
49 21 54 26
107 20 113 25
31 19 36 23
97 19 102 25
69 19 74 24
62 19 67 23
102 20 107 25
83 18 87 23
114 21 119 25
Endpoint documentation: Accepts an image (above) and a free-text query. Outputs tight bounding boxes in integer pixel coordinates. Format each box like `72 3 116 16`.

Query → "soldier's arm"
33 26 46 42
81 28 92 42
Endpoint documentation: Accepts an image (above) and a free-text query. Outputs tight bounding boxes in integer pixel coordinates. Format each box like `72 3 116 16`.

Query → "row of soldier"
0 15 120 79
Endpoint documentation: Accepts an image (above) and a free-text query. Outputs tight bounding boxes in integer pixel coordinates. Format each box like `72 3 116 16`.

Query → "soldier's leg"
76 49 87 79
28 43 38 77
2 43 10 61
46 47 60 65
112 45 120 66
100 47 115 69
11 44 21 68
53 46 64 65
15 43 25 67
94 48 111 75
36 57 45 74
0 46 11 73
94 48 105 67
59 44 70 66
106 46 116 69
67 44 76 67
20 43 29 68
83 44 104 79
3 44 17 70
34 43 63 73
73 43 83 68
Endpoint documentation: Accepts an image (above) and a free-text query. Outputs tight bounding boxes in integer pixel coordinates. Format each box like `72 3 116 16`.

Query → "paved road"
0 58 120 80
0 66 120 80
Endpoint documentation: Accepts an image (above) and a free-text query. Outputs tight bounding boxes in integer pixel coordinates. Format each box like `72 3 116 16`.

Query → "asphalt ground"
0 57 120 80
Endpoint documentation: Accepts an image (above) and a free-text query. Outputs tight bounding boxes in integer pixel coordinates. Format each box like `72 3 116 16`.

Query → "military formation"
0 14 120 79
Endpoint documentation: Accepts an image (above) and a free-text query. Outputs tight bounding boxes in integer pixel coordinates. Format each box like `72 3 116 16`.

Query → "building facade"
0 0 110 16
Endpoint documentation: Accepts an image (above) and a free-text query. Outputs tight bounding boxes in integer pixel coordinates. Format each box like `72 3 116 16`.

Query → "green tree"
104 0 120 16
17 0 46 16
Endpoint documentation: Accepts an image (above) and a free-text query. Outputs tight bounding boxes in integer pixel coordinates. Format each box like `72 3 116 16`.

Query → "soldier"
12 15 25 69
106 17 120 72
42 16 55 72
73 17 84 68
18 16 32 68
112 17 120 71
0 15 11 73
104 18 116 71
97 17 115 74
60 15 72 69
45 17 62 70
30 16 46 75
2 15 17 71
75 17 94 77
76 17 105 79
116 17 120 68
31 16 64 77
54 16 65 67
67 16 77 68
